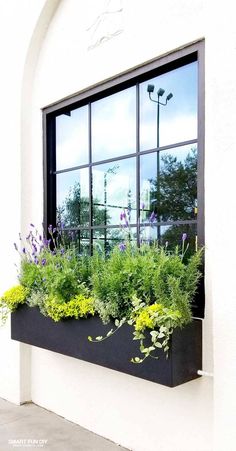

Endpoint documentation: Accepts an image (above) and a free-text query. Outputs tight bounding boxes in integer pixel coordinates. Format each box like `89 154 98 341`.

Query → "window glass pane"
60 229 90 254
140 223 197 254
140 62 197 150
93 227 137 254
91 87 136 161
140 145 197 223
56 106 89 171
56 168 89 228
92 158 136 226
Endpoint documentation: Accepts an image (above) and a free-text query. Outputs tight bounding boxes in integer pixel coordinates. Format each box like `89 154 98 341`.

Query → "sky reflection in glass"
56 106 89 171
140 62 197 150
91 86 136 161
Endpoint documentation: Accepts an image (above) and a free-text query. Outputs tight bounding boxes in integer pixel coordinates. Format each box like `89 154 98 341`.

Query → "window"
44 42 204 259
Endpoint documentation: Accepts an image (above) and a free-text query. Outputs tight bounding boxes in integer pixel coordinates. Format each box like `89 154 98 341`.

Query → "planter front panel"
11 305 202 387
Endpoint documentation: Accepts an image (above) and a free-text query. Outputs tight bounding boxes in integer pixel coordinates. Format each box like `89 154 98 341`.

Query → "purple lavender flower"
39 235 42 241
140 202 145 210
22 247 26 254
32 243 37 253
149 211 157 224
120 211 126 221
13 243 18 251
69 231 75 240
53 227 57 234
43 238 51 247
41 258 46 266
119 243 126 252
60 248 65 255
19 233 22 241
34 256 39 265
182 233 187 242
30 223 35 228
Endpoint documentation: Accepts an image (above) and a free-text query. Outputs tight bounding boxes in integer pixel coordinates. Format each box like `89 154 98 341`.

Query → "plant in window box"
88 234 203 364
0 225 95 324
0 222 203 387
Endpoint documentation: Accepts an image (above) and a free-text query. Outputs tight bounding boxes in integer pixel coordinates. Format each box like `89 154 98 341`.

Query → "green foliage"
45 294 95 322
1 224 203 364
1 285 29 311
129 296 183 362
20 260 43 291
90 243 203 362
20 246 90 303
0 285 29 325
91 243 202 324
91 244 156 321
26 291 48 316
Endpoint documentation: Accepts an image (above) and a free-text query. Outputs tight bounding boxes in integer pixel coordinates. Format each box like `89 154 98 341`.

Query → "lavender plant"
0 224 95 324
0 217 203 365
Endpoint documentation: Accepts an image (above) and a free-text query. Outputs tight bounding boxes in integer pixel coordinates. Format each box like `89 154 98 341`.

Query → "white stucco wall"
1 0 236 450
0 0 49 405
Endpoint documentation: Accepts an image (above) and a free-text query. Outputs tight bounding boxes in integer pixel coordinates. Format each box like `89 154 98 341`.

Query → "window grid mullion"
136 83 140 246
53 138 198 175
88 102 93 253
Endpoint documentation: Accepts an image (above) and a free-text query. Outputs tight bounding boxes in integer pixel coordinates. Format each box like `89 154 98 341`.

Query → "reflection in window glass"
92 87 136 161
93 227 137 254
56 106 89 171
60 229 90 254
140 145 197 223
56 168 89 228
140 62 197 150
140 223 197 254
92 158 136 226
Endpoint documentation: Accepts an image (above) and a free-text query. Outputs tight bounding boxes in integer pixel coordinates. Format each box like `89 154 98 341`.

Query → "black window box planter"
11 305 202 387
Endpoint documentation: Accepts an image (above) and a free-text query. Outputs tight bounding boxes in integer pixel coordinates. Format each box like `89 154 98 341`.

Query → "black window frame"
43 40 204 262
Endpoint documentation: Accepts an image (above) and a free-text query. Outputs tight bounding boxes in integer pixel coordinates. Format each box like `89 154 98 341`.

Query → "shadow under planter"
11 305 202 387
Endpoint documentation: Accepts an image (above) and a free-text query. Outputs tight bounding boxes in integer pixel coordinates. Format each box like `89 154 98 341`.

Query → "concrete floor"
0 398 129 451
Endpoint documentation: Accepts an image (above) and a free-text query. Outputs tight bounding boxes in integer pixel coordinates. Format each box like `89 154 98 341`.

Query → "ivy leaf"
141 347 150 354
150 331 158 338
148 346 155 351
160 326 167 333
154 341 163 348
158 332 165 339
131 357 142 363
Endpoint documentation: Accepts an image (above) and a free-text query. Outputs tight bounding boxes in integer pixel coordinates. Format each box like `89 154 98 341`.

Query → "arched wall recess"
21 0 61 235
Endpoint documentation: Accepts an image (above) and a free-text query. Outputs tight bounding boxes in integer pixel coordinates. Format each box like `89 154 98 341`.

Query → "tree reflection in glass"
92 158 136 226
56 168 89 229
140 223 197 255
140 146 197 253
140 146 197 222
